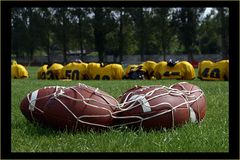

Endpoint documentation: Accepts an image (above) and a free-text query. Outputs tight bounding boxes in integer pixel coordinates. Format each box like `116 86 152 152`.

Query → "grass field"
11 67 229 152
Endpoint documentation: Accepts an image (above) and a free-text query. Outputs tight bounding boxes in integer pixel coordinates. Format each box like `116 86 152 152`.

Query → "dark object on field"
128 70 146 80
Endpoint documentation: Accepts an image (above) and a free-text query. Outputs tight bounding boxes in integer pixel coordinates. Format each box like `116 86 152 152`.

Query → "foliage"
152 8 175 60
172 8 205 60
11 7 229 63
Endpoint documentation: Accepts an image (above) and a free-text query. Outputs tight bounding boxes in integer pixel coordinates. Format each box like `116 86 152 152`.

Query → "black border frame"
1 1 239 159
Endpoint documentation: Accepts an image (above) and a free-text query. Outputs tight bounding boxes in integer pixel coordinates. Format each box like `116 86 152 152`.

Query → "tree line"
11 7 229 64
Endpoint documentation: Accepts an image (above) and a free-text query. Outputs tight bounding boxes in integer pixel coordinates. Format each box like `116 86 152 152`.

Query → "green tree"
70 8 92 61
143 9 158 56
92 7 117 63
117 7 125 62
11 8 28 59
52 8 71 64
128 7 148 61
216 7 229 59
153 8 175 60
199 9 221 54
107 8 137 62
37 8 54 63
172 8 205 61
18 8 45 63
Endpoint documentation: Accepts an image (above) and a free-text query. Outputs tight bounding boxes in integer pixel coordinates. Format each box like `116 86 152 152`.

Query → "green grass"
11 67 229 152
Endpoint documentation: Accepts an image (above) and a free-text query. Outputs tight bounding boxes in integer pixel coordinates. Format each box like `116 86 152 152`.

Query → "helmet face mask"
167 59 179 67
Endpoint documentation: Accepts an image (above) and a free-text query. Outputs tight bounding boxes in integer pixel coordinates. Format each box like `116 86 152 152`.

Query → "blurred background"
11 7 229 66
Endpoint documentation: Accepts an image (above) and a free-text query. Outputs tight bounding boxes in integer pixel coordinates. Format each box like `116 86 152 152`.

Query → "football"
20 83 119 130
20 86 66 124
170 82 206 122
114 85 190 129
43 83 119 130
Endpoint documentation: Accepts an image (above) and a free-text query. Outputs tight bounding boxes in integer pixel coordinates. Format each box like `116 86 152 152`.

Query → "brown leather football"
170 82 206 122
43 83 119 130
114 85 190 129
20 86 66 124
20 83 119 130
